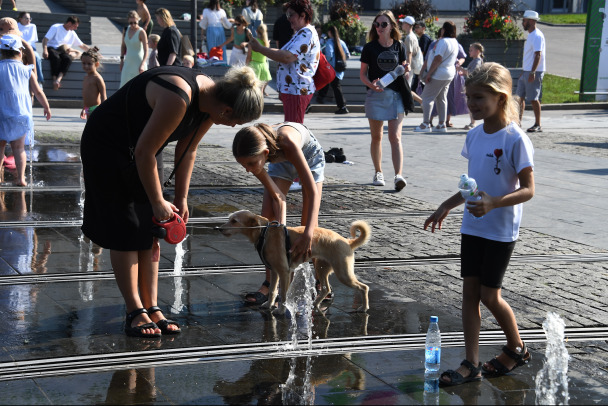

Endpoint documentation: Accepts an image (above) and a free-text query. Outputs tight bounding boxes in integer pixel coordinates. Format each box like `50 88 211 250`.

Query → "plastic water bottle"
377 65 405 88
458 174 483 220
423 372 440 405
425 316 441 372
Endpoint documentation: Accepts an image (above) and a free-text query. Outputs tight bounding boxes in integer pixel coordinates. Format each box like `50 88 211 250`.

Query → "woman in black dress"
81 65 263 338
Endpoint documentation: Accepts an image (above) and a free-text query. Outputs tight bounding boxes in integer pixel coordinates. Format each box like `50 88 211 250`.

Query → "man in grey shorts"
517 10 545 133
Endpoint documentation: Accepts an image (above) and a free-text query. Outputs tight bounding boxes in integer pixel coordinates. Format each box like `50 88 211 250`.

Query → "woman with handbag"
247 0 320 124
414 21 460 133
316 25 350 114
359 10 411 191
80 65 264 338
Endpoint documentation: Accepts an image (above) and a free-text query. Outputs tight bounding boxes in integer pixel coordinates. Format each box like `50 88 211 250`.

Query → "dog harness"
255 221 291 270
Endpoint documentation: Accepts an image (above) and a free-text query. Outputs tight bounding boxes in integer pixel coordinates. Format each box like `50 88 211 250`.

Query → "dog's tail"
349 220 371 250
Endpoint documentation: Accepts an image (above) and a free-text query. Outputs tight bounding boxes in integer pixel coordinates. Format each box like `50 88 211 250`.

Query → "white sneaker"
414 123 432 132
434 124 447 133
394 175 407 191
372 172 385 186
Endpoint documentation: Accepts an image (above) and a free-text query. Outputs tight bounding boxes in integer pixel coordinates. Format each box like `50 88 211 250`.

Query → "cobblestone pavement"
15 106 608 401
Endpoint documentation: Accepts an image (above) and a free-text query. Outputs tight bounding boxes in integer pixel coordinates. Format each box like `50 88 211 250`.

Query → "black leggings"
47 47 72 77
317 76 346 109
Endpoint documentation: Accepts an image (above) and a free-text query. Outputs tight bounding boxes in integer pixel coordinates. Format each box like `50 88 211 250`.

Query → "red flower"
495 29 501 32
494 149 503 158
398 14 405 19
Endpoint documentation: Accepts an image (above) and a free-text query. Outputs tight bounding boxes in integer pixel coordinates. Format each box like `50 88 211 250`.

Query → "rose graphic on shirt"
493 148 503 174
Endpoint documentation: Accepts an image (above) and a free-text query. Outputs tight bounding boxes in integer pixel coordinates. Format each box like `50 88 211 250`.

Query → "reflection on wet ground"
2 142 608 404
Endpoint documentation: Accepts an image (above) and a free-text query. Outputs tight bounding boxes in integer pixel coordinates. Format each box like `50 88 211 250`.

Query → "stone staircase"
0 9 91 43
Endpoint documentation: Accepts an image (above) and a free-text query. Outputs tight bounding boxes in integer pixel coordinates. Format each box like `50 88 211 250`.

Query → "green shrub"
324 0 367 46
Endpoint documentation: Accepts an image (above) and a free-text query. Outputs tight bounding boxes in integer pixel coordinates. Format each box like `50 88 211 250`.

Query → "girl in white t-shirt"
424 62 535 386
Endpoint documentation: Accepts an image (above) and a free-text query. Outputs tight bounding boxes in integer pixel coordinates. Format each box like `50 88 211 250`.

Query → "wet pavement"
1 107 608 405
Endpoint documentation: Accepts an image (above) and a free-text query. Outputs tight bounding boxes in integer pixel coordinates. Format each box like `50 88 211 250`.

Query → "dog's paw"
272 306 287 316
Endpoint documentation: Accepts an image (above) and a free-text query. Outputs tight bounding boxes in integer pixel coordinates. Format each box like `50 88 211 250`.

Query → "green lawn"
542 74 581 104
540 14 587 24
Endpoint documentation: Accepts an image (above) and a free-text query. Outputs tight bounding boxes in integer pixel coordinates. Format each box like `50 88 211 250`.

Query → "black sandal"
244 280 270 305
125 308 161 338
147 306 181 334
482 342 532 376
439 359 483 386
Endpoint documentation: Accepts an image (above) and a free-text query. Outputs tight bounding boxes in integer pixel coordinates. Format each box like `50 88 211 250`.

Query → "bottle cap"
430 316 438 323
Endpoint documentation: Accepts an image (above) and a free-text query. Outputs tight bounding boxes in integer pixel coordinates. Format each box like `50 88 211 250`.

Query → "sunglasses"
129 21 138 25
373 21 390 28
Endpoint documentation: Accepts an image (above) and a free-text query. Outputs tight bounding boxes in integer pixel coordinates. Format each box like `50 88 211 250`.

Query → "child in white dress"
0 34 51 185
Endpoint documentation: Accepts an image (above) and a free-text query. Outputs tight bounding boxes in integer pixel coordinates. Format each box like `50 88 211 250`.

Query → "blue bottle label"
425 347 441 363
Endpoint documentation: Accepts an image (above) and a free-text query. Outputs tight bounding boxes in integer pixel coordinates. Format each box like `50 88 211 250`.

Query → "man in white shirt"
42 16 92 90
516 10 546 132
399 15 419 88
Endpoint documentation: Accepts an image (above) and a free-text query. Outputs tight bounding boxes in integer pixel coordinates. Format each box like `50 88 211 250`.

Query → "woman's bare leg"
110 250 160 335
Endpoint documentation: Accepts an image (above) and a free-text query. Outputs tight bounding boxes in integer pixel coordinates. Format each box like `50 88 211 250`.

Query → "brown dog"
220 210 371 314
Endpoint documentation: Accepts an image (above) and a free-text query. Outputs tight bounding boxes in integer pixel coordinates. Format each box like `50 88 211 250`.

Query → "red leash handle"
152 213 186 244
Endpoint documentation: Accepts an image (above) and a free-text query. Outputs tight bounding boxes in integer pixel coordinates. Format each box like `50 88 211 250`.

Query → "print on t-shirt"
377 50 398 71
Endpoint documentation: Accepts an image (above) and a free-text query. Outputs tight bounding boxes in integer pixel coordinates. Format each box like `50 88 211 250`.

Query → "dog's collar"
255 221 291 270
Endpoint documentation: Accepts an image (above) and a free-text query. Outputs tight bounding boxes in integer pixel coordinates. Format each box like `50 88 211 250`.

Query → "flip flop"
3 155 16 169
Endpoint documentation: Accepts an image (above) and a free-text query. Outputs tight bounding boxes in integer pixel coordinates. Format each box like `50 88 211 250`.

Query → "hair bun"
227 65 258 89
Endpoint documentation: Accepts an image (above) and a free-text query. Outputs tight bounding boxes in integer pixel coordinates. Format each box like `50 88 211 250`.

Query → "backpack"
313 52 336 90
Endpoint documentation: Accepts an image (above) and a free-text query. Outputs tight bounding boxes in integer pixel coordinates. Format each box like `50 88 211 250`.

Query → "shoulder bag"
313 52 336 89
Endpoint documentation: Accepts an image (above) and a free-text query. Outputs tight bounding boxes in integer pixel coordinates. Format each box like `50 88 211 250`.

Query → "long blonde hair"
233 123 280 162
256 23 269 47
465 62 520 125
155 8 175 27
367 10 401 43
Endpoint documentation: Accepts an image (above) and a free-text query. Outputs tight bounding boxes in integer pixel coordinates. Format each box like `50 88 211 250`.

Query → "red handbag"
313 52 336 90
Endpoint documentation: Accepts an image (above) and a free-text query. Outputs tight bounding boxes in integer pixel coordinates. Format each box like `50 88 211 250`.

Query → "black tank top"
88 66 210 155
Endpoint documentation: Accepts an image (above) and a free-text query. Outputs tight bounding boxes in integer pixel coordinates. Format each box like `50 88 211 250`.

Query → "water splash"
77 233 95 302
79 166 85 217
535 312 569 405
171 237 187 313
281 356 314 405
282 263 316 350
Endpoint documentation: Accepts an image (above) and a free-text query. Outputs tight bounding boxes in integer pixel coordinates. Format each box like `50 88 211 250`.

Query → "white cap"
523 10 540 20
0 34 23 52
399 16 416 26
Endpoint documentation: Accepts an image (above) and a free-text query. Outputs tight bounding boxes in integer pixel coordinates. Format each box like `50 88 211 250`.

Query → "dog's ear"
245 213 261 228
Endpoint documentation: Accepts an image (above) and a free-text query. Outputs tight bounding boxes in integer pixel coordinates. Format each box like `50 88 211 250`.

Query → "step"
0 10 92 44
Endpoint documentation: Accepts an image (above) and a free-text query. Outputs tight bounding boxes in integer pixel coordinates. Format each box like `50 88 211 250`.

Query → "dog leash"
255 221 291 270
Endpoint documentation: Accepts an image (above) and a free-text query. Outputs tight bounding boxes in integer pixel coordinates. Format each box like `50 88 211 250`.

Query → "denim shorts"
365 88 405 121
268 132 325 183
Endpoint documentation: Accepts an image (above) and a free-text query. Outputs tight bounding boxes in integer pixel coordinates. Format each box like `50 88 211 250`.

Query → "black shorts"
461 234 516 289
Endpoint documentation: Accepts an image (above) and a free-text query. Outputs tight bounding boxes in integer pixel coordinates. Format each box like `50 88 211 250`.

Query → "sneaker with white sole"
434 123 447 133
372 172 385 186
394 175 407 191
414 123 432 132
